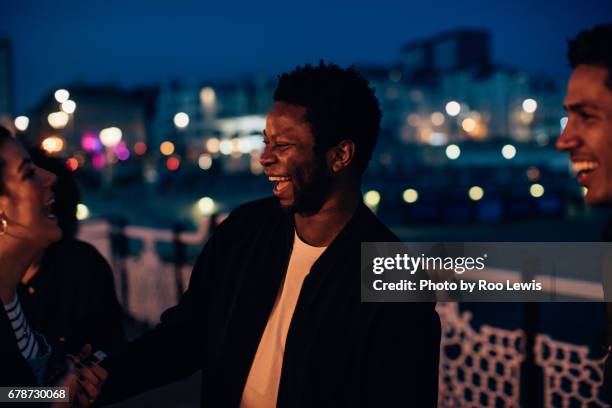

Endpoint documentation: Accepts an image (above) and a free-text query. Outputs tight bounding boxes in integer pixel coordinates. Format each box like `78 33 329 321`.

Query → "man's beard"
287 157 332 215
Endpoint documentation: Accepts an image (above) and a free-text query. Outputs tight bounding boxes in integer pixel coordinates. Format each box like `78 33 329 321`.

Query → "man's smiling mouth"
268 176 291 194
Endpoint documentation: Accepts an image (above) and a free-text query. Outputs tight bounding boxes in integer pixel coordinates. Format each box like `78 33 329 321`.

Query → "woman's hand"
51 344 108 407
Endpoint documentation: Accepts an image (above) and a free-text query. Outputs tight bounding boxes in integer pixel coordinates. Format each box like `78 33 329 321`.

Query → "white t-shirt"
240 232 327 408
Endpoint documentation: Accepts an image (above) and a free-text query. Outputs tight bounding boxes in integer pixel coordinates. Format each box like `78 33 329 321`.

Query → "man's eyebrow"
564 101 602 111
262 127 297 138
18 158 32 172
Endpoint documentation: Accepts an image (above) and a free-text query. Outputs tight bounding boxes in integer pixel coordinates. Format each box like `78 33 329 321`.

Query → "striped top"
3 295 40 360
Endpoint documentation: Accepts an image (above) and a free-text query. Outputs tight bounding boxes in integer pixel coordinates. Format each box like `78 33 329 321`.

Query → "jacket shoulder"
218 197 283 229
359 206 400 243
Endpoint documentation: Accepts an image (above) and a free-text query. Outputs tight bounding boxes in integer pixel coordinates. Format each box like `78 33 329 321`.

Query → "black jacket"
18 239 126 366
101 197 441 407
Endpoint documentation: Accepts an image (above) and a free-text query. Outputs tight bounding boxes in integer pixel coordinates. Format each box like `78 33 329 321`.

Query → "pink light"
115 143 130 161
82 133 103 153
92 154 106 170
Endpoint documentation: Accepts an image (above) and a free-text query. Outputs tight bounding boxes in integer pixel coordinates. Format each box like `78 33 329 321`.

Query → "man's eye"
581 112 595 121
23 169 35 179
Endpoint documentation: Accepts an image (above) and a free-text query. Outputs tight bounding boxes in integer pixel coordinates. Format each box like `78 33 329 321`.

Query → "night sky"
2 0 611 113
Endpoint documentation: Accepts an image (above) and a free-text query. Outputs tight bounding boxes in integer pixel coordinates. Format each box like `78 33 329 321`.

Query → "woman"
0 127 105 406
19 147 126 365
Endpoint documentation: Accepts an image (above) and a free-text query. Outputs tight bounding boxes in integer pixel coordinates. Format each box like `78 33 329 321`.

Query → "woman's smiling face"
0 138 62 248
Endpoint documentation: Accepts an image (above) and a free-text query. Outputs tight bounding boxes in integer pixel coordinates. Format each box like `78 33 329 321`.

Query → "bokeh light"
81 133 103 153
522 98 538 113
66 157 79 171
166 156 180 171
197 197 216 215
41 136 64 154
530 183 545 198
54 89 69 103
402 188 419 203
76 203 90 221
160 141 175 156
134 141 147 155
174 112 189 129
468 186 484 201
198 154 213 170
47 112 69 129
99 127 123 147
445 144 461 160
430 112 445 126
364 190 381 208
61 100 77 114
445 101 461 116
501 144 517 160
14 116 29 131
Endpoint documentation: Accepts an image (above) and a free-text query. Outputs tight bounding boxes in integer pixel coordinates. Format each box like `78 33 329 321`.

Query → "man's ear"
327 140 356 173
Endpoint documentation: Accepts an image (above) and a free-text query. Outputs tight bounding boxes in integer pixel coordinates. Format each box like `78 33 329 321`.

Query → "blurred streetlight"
174 112 189 129
445 144 461 160
403 189 419 203
54 89 69 103
100 127 123 147
200 87 216 107
76 203 90 221
206 137 220 154
364 190 381 209
61 100 77 114
468 186 484 201
522 98 538 113
430 112 445 126
48 112 69 129
501 144 517 160
198 154 212 170
160 141 175 156
14 116 29 132
445 101 461 116
461 118 477 133
41 136 64 154
530 184 544 198
197 197 215 215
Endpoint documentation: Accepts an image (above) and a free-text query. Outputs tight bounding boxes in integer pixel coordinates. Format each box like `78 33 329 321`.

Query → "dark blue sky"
2 0 611 113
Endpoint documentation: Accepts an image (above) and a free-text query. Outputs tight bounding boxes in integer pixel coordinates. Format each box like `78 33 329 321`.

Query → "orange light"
66 157 79 171
166 157 180 171
160 141 175 156
134 141 147 155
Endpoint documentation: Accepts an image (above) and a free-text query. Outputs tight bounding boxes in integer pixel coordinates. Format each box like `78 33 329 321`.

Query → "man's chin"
583 187 612 207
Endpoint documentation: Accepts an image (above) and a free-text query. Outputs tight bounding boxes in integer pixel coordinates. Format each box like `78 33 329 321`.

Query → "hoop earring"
0 211 7 236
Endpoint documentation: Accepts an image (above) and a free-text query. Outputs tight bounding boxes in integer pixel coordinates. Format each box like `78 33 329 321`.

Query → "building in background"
151 75 274 174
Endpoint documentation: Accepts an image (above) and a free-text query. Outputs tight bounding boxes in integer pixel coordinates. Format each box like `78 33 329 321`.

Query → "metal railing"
77 219 609 407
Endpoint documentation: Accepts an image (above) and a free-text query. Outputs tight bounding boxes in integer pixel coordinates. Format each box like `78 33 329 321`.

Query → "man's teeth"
268 176 290 182
572 161 599 172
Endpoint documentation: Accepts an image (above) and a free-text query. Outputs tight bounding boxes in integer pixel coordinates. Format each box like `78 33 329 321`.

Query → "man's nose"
259 147 277 167
556 119 580 152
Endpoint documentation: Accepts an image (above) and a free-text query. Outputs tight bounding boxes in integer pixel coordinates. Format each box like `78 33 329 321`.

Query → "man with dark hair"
556 24 612 401
99 62 440 407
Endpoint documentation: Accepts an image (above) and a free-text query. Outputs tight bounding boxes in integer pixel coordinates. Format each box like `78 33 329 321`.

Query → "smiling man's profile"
98 62 441 408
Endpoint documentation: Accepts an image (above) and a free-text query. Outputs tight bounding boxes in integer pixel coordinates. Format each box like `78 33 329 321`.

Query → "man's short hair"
568 24 612 90
273 61 382 176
